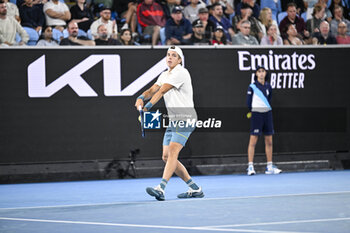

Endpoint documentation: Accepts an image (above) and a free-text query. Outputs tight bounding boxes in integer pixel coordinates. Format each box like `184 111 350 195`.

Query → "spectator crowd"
1 0 350 46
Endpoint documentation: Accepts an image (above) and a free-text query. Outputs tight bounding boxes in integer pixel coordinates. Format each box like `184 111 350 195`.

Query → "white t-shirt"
90 18 118 39
155 64 197 121
184 5 202 23
6 2 19 19
43 1 69 26
36 39 59 46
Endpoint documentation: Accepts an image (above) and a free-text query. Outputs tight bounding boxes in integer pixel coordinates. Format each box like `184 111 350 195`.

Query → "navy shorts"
250 111 274 135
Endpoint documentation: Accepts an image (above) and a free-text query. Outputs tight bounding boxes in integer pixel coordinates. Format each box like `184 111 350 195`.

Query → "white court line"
1 190 349 211
0 217 308 233
202 217 350 228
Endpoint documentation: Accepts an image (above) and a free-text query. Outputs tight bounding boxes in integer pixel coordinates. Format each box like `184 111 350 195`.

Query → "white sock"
267 162 273 168
248 162 253 167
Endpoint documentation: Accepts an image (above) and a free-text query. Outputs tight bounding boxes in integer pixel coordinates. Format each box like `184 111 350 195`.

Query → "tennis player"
134 46 204 201
246 66 282 175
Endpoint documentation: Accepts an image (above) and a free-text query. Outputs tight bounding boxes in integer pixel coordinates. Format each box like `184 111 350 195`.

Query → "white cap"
167 46 184 64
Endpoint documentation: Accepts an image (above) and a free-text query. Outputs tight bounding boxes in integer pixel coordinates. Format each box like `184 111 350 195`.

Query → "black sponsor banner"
0 47 349 163
146 107 347 133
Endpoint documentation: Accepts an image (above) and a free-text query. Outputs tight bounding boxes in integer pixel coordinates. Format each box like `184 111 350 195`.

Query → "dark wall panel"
0 47 349 163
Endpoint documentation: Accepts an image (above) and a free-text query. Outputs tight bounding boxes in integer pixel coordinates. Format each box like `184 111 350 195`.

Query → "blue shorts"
162 122 195 147
250 111 274 135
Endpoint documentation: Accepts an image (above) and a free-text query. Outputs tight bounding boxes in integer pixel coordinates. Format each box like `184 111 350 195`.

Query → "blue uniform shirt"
247 81 272 112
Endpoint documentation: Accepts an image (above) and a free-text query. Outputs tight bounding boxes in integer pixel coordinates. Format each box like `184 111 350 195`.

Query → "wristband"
137 95 145 101
144 102 153 111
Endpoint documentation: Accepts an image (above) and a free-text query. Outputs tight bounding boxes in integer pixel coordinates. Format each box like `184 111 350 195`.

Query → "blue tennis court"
1 170 350 233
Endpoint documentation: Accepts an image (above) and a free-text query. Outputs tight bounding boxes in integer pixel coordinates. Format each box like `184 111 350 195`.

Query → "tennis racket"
138 105 145 138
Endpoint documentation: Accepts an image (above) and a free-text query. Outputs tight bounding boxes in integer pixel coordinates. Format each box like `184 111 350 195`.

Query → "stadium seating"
52 28 64 43
301 12 307 22
278 11 287 24
87 29 93 40
23 26 39 45
260 0 281 22
62 28 88 38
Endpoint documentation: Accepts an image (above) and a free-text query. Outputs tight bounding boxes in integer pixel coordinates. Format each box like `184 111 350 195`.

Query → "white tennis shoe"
146 185 165 201
265 165 282 175
247 166 256 176
177 187 204 198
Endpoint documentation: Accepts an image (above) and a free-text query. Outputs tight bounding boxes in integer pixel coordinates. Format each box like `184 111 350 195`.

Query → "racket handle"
138 105 142 111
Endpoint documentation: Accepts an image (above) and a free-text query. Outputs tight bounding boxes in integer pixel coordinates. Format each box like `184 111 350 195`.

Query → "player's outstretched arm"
135 84 160 110
143 83 173 111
